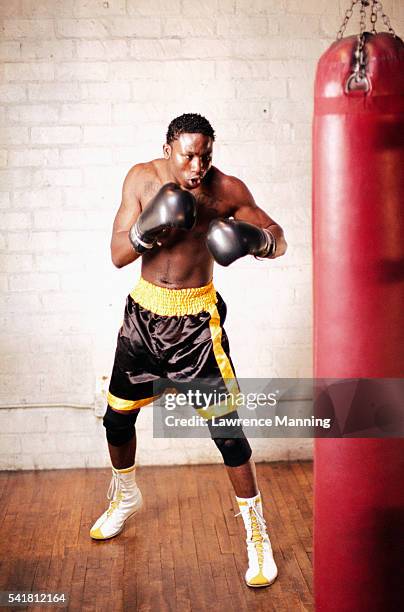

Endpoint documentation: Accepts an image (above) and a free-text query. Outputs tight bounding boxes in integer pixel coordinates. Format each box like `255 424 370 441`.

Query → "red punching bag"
313 26 404 612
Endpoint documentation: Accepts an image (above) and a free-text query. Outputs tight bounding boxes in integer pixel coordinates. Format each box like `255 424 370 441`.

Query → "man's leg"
225 457 258 498
108 435 137 470
92 285 165 540
90 406 143 540
208 419 278 588
104 405 139 468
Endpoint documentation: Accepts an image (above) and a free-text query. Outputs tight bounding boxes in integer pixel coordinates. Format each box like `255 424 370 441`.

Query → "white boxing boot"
90 464 143 540
236 492 278 587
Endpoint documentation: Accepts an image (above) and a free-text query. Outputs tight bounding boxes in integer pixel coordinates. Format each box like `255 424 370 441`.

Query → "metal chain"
338 0 397 92
359 0 369 36
372 0 396 35
353 0 369 82
338 0 396 39
370 0 378 34
337 0 360 40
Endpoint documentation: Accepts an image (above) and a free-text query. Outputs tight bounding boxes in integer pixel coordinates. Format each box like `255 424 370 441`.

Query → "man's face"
164 133 213 190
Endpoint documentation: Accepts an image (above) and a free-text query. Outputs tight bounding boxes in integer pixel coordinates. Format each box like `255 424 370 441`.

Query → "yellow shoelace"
250 508 265 568
235 503 267 569
107 493 123 517
106 471 123 516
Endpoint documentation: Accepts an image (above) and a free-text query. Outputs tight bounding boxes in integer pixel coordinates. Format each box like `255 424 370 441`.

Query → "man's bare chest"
139 180 233 227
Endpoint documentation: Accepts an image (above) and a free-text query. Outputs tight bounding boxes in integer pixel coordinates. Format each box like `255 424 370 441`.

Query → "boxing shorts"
107 277 239 418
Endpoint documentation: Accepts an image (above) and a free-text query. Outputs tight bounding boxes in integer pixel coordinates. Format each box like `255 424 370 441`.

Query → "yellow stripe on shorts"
204 303 240 418
107 391 160 412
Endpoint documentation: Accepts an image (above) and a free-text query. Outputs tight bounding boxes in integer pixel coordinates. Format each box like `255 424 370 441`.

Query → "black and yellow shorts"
107 277 239 419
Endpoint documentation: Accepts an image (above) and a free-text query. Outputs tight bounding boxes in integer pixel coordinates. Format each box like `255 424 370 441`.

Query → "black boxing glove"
206 218 275 267
129 182 197 254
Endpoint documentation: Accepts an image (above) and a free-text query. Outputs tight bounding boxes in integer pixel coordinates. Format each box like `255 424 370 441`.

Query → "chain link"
353 0 369 82
337 0 360 40
337 0 396 39
338 0 396 92
370 0 378 34
372 0 396 35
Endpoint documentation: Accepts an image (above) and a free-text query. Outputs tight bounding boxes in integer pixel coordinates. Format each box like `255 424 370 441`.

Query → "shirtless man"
90 114 287 588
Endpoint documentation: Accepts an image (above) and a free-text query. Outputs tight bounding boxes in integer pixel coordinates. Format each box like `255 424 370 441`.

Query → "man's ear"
163 144 171 159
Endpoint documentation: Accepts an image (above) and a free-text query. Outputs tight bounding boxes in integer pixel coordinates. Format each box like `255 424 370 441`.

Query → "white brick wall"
1 0 402 469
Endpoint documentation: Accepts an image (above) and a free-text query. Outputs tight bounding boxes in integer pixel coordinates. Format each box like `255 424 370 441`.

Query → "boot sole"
90 498 143 541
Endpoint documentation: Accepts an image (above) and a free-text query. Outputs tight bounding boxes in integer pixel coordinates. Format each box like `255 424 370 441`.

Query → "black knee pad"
212 436 252 467
103 405 140 447
207 412 252 467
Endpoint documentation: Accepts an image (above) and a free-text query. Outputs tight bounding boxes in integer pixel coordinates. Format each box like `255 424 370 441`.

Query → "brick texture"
1 0 401 469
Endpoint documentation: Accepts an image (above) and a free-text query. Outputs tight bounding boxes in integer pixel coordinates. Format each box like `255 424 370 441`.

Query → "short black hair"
166 113 215 145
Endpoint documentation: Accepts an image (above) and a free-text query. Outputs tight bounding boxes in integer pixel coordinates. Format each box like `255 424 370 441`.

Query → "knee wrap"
213 436 252 467
103 405 140 447
207 412 252 467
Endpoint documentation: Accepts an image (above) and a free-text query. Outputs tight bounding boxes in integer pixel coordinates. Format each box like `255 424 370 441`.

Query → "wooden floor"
0 462 313 612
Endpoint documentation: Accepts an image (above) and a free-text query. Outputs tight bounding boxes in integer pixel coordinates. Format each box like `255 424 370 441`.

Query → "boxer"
90 113 287 588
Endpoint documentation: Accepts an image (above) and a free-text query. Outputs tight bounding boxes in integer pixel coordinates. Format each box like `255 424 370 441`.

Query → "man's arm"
110 166 143 268
231 178 287 259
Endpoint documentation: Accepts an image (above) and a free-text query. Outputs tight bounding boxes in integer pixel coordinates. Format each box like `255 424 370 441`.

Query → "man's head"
163 113 215 190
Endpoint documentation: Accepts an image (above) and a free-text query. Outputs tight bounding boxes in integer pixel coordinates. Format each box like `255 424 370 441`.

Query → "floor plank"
0 461 313 611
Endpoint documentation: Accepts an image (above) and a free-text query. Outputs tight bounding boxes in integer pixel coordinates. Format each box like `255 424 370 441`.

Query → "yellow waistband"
130 277 217 316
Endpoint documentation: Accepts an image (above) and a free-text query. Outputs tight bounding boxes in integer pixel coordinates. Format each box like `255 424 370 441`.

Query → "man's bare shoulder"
124 159 166 204
209 166 251 201
125 159 161 184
